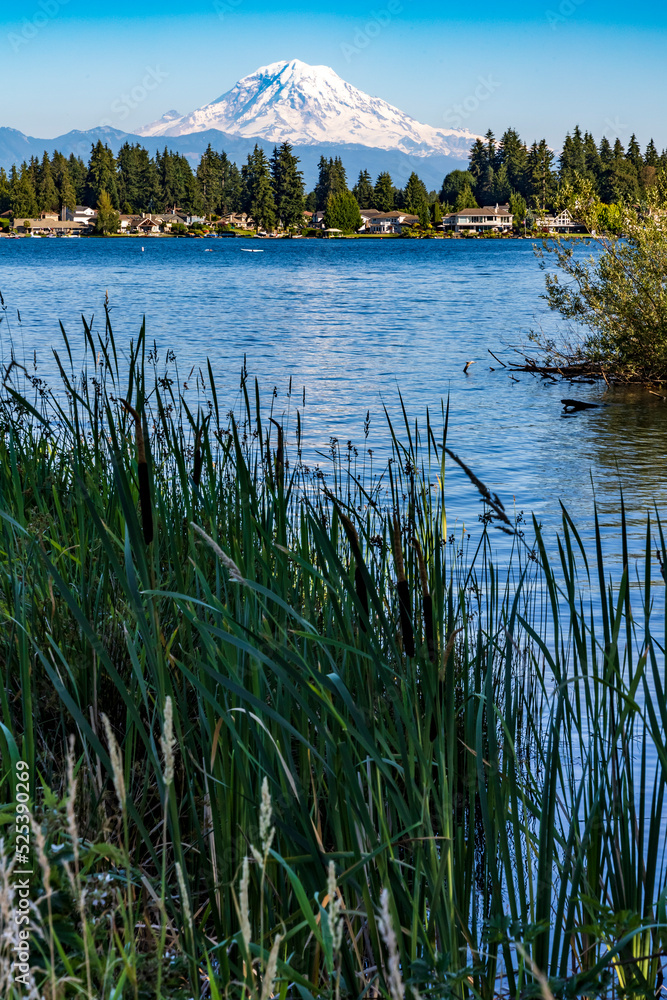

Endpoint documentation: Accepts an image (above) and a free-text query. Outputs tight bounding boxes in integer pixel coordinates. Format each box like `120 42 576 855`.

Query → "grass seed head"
101 713 126 813
379 888 404 1000
161 695 176 788
240 856 251 953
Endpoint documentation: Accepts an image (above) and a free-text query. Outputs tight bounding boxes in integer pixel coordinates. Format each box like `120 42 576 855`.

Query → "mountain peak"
136 59 478 159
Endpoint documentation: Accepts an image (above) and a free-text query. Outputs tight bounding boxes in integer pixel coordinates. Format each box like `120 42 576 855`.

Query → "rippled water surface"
1 236 666 561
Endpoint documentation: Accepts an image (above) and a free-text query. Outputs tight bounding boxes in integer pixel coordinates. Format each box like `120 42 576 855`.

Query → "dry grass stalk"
190 522 245 582
260 932 283 1000
101 714 126 814
240 856 251 954
378 888 404 1000
161 695 176 788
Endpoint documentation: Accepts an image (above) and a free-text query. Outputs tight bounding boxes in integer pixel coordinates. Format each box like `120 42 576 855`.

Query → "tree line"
1 124 666 231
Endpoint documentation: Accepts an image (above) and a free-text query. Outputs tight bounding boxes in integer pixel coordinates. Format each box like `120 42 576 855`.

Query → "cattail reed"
412 536 435 661
392 515 414 657
338 510 369 627
122 399 154 544
269 417 284 485
192 422 204 488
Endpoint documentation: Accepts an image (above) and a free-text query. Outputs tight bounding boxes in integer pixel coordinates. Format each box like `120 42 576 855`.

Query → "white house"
367 211 420 234
534 208 580 233
64 205 97 224
443 204 513 233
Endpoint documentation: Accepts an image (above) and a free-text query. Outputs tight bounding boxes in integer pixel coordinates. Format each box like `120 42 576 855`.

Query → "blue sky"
1 0 666 151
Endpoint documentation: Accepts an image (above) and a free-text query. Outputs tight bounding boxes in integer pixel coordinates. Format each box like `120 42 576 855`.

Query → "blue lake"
1 235 666 564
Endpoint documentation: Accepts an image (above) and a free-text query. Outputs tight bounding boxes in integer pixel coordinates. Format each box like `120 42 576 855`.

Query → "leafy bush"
537 206 667 379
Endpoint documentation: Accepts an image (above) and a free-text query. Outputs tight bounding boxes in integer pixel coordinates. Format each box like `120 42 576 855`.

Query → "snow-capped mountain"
137 59 477 158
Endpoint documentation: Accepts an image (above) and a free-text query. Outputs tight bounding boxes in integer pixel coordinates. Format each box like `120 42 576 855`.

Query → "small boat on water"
240 249 264 253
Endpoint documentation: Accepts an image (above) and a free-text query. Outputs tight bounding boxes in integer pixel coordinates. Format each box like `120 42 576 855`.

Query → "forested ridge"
2 124 665 231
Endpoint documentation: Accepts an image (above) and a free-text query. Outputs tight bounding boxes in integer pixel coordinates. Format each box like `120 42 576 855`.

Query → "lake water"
1 236 666 566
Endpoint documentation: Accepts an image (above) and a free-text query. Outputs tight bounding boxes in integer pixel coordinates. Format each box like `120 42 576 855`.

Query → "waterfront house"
366 211 420 234
443 204 513 233
358 209 382 231
64 205 98 225
14 219 91 235
219 212 253 229
119 214 142 231
534 208 581 233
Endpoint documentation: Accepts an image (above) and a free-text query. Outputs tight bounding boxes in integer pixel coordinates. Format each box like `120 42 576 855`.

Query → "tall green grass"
0 305 666 999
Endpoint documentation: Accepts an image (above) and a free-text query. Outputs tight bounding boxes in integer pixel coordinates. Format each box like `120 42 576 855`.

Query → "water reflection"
0 237 665 562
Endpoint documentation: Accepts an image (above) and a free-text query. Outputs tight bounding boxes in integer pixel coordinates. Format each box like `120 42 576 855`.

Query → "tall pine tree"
242 146 276 231
85 142 119 208
352 170 374 208
373 172 394 212
270 143 305 227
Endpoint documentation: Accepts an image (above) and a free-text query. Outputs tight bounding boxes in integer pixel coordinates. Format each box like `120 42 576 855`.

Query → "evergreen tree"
645 139 659 167
599 136 614 165
352 169 375 208
607 139 639 203
157 149 203 215
10 164 38 218
468 138 487 184
270 143 305 227
27 156 39 190
509 191 527 226
67 155 87 205
85 142 119 208
0 169 10 214
50 152 76 212
526 140 557 210
373 172 394 212
454 183 478 210
58 170 77 213
315 157 347 210
493 163 511 204
485 129 498 169
323 189 362 232
37 152 59 212
222 163 243 214
242 145 276 231
625 134 643 174
196 144 222 216
559 126 586 183
118 143 162 213
430 200 442 225
402 172 429 215
477 164 496 205
497 128 528 196
93 190 120 234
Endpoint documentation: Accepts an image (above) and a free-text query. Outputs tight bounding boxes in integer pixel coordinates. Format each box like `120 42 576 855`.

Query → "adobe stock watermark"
213 0 243 21
546 0 585 29
603 116 629 140
443 75 501 129
340 0 403 63
98 66 169 127
7 0 70 53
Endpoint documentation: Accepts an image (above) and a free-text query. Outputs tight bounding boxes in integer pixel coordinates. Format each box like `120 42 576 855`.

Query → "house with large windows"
534 208 581 233
442 204 513 233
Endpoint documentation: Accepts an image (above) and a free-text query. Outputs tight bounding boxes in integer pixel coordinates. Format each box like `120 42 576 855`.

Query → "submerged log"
561 398 602 411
